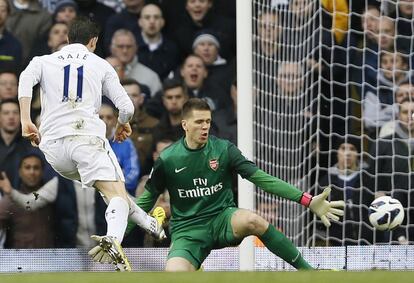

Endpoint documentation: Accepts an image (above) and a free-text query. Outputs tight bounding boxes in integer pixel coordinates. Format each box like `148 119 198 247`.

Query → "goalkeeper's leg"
231 209 313 270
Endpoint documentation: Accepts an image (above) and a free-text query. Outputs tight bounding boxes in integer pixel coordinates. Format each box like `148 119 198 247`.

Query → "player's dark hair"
68 16 100 45
182 98 211 118
0 98 19 112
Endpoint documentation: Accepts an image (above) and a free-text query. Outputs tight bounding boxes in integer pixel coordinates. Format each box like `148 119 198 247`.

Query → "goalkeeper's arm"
248 169 344 227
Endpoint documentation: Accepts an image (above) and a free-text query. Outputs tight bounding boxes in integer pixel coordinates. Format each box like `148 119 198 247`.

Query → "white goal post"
237 0 255 272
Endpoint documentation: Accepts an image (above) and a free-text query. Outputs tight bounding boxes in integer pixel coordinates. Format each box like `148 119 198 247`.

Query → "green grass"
1 271 414 283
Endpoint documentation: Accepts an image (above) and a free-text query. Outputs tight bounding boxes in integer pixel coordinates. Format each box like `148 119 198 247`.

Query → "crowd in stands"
0 0 236 249
1 0 414 249
253 0 414 246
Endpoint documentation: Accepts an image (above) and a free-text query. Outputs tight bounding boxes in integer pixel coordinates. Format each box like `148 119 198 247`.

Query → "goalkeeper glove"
300 187 345 227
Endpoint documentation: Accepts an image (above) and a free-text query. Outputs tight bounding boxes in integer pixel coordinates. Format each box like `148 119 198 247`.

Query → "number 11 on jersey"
62 64 84 102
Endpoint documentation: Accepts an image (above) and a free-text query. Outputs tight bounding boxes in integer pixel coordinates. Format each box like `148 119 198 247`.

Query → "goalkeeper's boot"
147 206 167 240
96 235 132 272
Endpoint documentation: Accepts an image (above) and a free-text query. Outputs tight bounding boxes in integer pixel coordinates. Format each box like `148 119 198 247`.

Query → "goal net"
251 0 414 246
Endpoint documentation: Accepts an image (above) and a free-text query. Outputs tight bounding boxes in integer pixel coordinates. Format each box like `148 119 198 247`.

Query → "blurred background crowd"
1 0 414 249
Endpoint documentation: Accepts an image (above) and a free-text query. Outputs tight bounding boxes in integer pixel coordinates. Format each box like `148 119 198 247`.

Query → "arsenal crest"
209 159 219 171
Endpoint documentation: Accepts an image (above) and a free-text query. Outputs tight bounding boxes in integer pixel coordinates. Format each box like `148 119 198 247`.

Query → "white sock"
105 197 129 242
127 195 154 231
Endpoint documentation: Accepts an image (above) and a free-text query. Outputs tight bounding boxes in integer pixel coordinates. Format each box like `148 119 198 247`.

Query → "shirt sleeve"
10 177 59 210
102 63 135 123
228 143 259 179
18 57 42 99
247 170 303 202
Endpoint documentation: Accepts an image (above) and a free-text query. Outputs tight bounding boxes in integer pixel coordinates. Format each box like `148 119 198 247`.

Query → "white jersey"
18 44 134 143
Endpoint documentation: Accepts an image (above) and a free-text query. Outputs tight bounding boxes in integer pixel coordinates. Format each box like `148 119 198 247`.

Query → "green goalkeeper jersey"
138 135 305 233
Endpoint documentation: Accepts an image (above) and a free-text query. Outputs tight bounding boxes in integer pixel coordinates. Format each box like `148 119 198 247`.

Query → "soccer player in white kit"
18 17 165 271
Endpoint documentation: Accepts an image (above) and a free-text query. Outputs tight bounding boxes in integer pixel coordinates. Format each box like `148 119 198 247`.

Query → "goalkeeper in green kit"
128 98 345 271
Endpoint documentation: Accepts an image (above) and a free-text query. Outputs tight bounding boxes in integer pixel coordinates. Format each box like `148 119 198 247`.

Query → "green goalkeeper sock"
259 224 313 270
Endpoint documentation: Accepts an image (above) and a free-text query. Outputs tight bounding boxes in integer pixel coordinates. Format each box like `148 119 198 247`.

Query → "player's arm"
228 143 345 227
102 63 134 142
18 57 42 146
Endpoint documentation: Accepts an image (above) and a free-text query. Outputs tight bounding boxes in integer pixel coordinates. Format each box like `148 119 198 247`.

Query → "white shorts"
39 135 125 187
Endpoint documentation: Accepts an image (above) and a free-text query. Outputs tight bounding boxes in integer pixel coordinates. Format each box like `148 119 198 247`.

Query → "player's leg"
92 180 132 271
94 180 130 242
165 228 211 272
165 257 197 272
100 138 166 238
230 208 313 270
97 191 165 239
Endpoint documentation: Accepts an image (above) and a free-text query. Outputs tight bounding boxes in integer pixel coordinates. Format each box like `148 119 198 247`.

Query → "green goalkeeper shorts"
167 207 242 269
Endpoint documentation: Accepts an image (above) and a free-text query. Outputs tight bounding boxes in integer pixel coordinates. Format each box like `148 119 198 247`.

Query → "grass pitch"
1 271 414 283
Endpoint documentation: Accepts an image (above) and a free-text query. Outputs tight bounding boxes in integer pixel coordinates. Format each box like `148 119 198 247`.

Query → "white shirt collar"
61 43 89 52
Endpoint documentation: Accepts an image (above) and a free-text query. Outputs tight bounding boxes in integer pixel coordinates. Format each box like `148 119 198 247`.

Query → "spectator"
106 55 125 79
363 51 411 137
256 9 280 59
110 29 162 96
180 54 230 111
0 153 57 248
29 22 69 58
53 0 78 24
6 0 51 64
137 3 180 80
0 0 22 72
380 82 414 138
98 0 124 13
173 0 236 60
276 61 306 97
152 78 188 143
121 78 158 175
254 9 281 100
392 0 414 54
104 0 145 53
365 97 414 244
0 70 17 100
145 54 230 118
39 0 59 13
318 136 374 245
0 99 32 188
192 29 234 96
99 102 140 195
351 5 380 104
361 4 380 46
361 16 396 88
261 61 314 185
212 78 237 145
